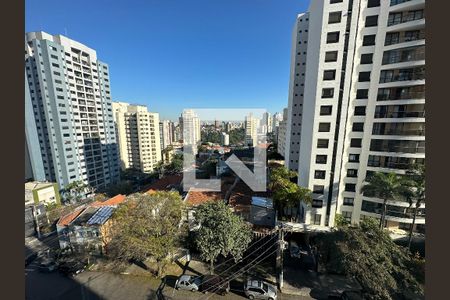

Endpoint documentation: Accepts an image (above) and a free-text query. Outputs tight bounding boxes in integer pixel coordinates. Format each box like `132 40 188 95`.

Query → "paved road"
26 268 313 300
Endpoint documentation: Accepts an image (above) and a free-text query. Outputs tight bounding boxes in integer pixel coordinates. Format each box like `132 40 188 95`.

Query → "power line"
200 240 279 298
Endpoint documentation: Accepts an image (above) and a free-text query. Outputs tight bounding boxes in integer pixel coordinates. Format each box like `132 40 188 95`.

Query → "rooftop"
25 181 54 191
91 194 126 207
71 206 99 226
57 207 85 227
87 206 115 225
146 175 183 193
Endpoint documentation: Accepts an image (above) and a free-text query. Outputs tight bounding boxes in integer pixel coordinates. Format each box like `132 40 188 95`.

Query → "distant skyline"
25 0 310 121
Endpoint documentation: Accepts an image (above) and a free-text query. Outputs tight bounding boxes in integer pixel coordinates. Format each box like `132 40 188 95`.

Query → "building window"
320 106 333 116
318 123 331 132
356 89 369 99
312 200 323 208
317 139 329 148
362 34 376 46
322 88 334 98
365 15 378 27
343 197 354 206
358 71 371 82
330 0 343 3
347 169 358 177
313 214 322 225
328 11 342 24
314 170 326 179
367 0 380 8
323 70 336 80
354 106 366 116
361 53 373 64
325 51 338 62
316 155 327 164
352 122 364 132
350 138 362 148
349 154 360 162
342 211 352 221
327 31 340 43
313 185 324 194
345 183 356 192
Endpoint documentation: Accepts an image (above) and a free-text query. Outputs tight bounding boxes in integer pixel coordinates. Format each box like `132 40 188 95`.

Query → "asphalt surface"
26 267 312 300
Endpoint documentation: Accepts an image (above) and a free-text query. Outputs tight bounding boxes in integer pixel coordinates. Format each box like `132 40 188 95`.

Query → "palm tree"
402 164 425 251
360 172 404 229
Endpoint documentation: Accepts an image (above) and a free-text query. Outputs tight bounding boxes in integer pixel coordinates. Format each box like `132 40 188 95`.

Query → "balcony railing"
385 31 425 46
379 71 425 83
382 49 425 65
373 129 425 136
374 111 425 118
388 10 424 26
390 0 412 6
377 91 425 101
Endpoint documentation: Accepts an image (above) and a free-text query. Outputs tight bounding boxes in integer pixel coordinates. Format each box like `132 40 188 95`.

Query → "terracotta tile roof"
146 175 183 193
57 207 85 226
185 189 224 206
100 194 126 206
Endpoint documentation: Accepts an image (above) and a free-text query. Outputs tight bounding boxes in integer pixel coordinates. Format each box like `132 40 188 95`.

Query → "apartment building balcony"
382 46 424 65
367 154 424 170
379 66 424 84
374 104 425 119
372 122 425 136
377 85 425 101
370 139 425 154
389 0 425 13
361 200 425 225
388 9 424 26
384 30 425 49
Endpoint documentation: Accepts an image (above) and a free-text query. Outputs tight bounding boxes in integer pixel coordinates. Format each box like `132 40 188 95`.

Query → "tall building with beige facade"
112 102 162 173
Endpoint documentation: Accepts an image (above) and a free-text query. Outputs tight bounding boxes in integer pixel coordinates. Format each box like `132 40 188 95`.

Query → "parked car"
201 275 230 296
58 260 87 277
289 241 301 258
175 275 202 292
244 278 277 300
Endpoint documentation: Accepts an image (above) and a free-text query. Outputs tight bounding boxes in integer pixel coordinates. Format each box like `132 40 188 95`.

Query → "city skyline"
25 0 309 120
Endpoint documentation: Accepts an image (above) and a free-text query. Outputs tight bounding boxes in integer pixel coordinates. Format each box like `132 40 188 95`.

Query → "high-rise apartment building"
277 108 289 157
180 110 201 154
245 113 258 146
160 120 174 151
262 112 273 134
112 102 162 173
25 31 120 190
221 132 230 146
288 0 425 230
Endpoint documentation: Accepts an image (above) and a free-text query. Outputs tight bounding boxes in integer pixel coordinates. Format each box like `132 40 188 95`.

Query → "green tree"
61 180 89 203
194 201 252 274
108 191 184 277
269 167 312 220
402 164 425 251
229 128 245 145
360 172 404 229
316 218 424 300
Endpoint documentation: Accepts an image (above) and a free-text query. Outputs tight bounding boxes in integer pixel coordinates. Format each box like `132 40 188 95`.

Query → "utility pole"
276 225 285 291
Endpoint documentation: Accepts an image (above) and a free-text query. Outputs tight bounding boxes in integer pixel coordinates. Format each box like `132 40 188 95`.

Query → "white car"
175 275 202 292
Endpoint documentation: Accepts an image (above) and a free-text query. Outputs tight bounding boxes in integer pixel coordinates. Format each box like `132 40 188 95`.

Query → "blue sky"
26 0 309 121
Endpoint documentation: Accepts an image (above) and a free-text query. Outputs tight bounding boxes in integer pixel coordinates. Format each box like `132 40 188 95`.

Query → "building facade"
112 102 162 173
160 120 174 151
277 108 289 157
287 0 425 230
245 113 258 146
25 32 120 191
180 109 201 154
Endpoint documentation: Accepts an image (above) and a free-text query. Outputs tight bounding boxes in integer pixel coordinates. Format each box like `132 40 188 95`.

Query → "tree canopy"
108 191 184 277
269 166 312 219
316 218 424 300
194 201 252 273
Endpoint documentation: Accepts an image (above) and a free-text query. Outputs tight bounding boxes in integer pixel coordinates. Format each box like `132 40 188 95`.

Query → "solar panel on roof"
87 206 115 225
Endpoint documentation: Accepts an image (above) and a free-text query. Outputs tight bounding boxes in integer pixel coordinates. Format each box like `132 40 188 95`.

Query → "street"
26 267 313 300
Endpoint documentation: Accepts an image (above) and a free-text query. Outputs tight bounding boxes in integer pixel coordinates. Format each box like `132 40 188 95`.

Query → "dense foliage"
269 166 312 220
317 218 424 300
201 130 221 144
108 191 184 277
194 201 252 273
228 127 245 145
